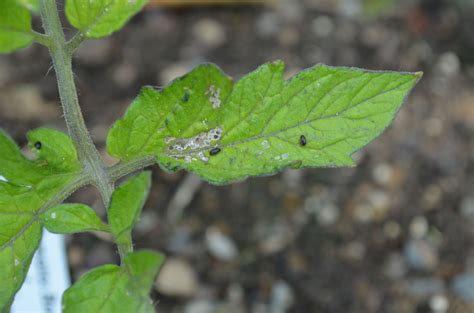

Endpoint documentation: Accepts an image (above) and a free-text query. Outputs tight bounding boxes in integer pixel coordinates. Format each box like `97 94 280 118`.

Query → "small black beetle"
209 147 221 156
299 135 307 146
182 91 190 102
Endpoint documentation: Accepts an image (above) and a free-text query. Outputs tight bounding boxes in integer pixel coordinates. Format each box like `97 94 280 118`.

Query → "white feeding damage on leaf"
261 140 270 149
207 85 221 109
166 127 223 163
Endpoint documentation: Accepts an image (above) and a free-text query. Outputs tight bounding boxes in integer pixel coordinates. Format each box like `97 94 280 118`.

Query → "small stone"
383 253 406 279
113 63 138 88
134 210 159 234
205 226 238 261
317 202 340 226
340 241 366 262
184 299 216 313
193 19 226 48
251 302 268 313
368 190 390 213
361 24 387 48
421 184 443 210
383 221 401 240
311 15 334 38
156 258 198 298
258 223 294 255
353 203 373 223
269 280 294 313
215 303 244 313
278 27 299 46
353 189 391 223
436 51 460 77
460 196 474 219
429 294 449 313
167 226 193 254
451 272 474 302
304 195 340 226
305 196 340 226
338 0 361 17
276 0 303 22
425 117 444 137
409 216 429 239
334 20 357 42
256 12 279 38
372 163 394 186
407 278 445 298
404 239 439 272
227 283 244 305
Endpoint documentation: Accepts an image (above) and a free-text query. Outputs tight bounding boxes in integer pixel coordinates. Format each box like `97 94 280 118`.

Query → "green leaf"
107 171 151 245
0 128 81 310
107 61 421 184
0 0 33 53
65 0 148 39
27 127 80 172
62 250 164 313
123 250 164 299
107 63 233 160
15 0 39 13
40 204 108 234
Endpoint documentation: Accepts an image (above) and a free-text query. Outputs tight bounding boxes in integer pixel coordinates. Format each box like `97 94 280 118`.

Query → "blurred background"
1 0 474 312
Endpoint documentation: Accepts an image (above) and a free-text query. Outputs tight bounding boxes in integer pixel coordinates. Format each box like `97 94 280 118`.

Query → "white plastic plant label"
11 230 70 313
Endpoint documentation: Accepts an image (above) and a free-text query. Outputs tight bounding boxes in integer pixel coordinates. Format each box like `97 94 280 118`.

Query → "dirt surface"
1 0 474 312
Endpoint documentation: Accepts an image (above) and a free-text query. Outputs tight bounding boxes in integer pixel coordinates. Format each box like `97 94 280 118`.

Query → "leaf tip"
415 71 424 80
269 59 285 71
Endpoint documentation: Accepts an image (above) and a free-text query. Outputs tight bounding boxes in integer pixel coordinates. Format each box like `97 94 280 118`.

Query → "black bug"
209 147 221 156
34 141 42 150
299 135 307 146
182 91 190 102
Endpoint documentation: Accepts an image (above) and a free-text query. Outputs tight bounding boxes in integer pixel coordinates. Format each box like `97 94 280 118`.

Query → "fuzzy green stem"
39 0 114 207
108 156 156 182
65 32 85 55
117 240 133 261
30 30 50 47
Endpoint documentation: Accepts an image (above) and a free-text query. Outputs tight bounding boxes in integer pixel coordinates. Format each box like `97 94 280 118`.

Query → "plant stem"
30 30 50 47
39 0 114 207
65 32 85 55
117 240 134 261
108 156 156 182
